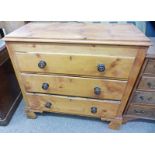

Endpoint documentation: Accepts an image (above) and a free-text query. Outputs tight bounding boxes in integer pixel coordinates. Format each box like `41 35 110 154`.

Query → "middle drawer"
21 74 127 100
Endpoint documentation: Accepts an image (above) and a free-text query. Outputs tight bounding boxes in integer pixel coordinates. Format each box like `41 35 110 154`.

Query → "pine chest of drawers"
124 37 155 122
4 22 150 129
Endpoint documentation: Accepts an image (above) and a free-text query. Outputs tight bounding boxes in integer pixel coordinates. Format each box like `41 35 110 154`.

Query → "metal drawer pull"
147 82 155 89
38 60 46 69
147 97 152 101
139 96 144 101
42 83 49 90
97 64 105 72
45 102 52 108
94 87 101 95
91 107 97 113
134 109 145 114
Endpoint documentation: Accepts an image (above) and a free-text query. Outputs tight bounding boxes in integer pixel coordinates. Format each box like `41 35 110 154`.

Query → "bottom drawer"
126 105 155 120
26 93 120 119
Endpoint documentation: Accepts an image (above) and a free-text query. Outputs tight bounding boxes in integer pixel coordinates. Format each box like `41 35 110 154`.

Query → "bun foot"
26 110 37 119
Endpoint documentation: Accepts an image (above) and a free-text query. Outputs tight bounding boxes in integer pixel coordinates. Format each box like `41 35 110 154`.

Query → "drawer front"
16 52 134 79
127 105 155 119
138 76 155 91
22 74 127 100
144 59 155 75
26 93 120 118
131 91 155 105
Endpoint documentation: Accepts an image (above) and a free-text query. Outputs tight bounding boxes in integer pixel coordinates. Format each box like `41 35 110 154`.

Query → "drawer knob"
147 82 151 87
134 109 145 114
91 107 97 113
147 82 155 89
38 60 46 69
45 102 52 108
97 64 105 72
94 87 101 95
139 96 144 101
147 97 152 101
42 83 49 90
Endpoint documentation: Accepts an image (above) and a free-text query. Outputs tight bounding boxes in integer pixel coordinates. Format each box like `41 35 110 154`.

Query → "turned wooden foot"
26 110 37 119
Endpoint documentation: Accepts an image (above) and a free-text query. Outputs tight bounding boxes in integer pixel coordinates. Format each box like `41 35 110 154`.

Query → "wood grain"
131 91 155 105
16 52 135 79
5 43 30 113
123 38 155 123
144 59 155 75
116 47 148 117
21 73 127 100
26 93 120 119
7 42 139 57
4 23 150 129
4 22 150 46
126 104 155 120
138 76 155 91
123 58 149 114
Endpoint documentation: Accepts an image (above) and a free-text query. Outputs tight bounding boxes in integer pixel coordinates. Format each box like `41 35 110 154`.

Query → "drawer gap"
21 71 128 81
27 92 121 104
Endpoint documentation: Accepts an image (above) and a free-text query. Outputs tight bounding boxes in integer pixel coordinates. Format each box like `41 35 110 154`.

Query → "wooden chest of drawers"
4 22 150 129
124 37 155 122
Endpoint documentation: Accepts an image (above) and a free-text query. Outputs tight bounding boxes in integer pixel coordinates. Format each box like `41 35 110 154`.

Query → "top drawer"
11 43 137 79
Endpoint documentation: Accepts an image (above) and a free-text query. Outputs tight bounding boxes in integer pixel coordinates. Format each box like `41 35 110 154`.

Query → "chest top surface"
4 22 150 46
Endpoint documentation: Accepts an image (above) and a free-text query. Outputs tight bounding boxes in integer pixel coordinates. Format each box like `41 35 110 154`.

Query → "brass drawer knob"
97 64 105 72
91 107 97 113
94 87 101 95
45 102 52 108
38 60 47 69
42 83 49 90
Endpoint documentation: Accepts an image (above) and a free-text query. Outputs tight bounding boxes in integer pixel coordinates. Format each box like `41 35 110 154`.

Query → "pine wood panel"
115 48 147 118
16 52 135 79
5 44 30 114
22 73 127 100
7 42 138 57
4 22 150 46
26 93 120 118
